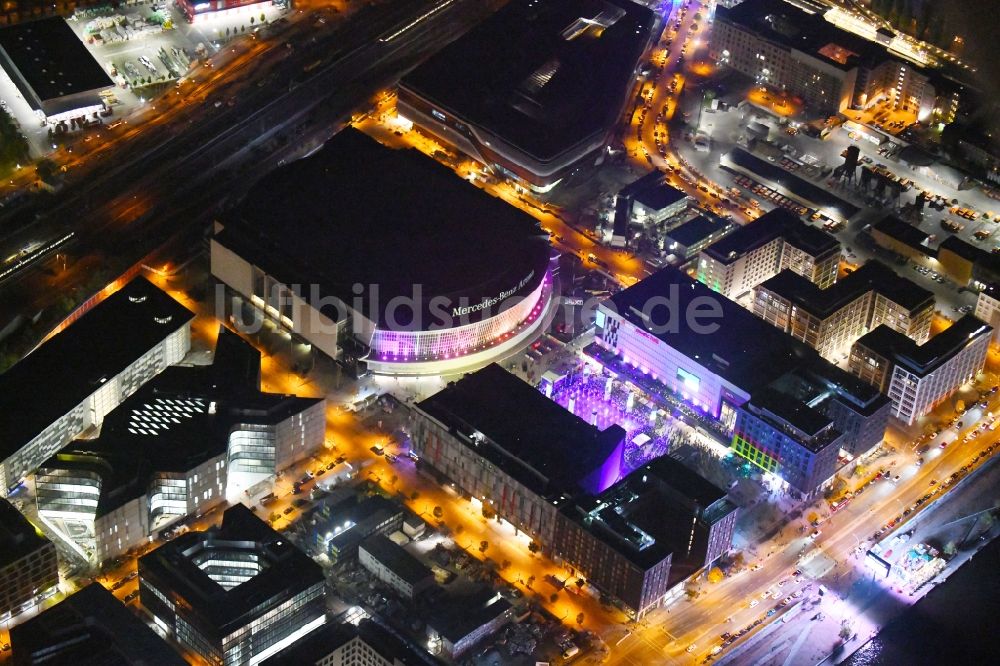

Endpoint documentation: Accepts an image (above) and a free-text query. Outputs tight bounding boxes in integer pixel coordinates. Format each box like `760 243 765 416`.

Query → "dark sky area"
941 0 1000 97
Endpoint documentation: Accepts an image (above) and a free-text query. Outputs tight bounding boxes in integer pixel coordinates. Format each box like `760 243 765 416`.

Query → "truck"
316 462 356 490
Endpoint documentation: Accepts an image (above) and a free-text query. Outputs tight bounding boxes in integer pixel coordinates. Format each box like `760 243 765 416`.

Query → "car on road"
686 644 696 653
748 599 759 608
283 506 295 515
766 609 776 617
809 530 821 539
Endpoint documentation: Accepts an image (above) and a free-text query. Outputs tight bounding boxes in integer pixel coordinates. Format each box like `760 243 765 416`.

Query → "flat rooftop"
426 586 512 644
703 207 839 265
758 261 933 318
748 386 837 445
138 504 324 635
871 215 933 254
417 364 625 499
717 0 884 71
564 456 735 572
360 534 432 586
0 498 49 568
664 215 732 249
641 455 728 509
602 266 810 393
0 17 113 114
40 328 321 518
856 315 992 377
400 0 655 162
622 171 688 211
10 583 185 665
217 129 550 328
263 619 439 666
0 278 194 469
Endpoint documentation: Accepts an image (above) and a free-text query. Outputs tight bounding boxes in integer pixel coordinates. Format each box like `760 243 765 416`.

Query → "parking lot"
0 1 289 160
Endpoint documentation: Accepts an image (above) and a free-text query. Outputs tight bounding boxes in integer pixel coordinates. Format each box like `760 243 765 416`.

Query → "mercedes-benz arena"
210 129 555 376
397 0 658 193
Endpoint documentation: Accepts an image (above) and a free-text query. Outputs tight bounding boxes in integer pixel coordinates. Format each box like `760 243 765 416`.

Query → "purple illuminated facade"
412 364 626 547
365 270 554 373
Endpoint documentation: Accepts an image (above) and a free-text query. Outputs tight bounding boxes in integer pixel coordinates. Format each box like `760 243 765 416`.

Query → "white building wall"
596 305 750 417
274 400 326 472
975 291 1000 346
887 332 990 424
95 495 150 562
1 322 192 493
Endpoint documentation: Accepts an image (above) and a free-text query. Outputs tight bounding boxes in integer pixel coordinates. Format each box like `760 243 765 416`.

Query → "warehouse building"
0 17 112 123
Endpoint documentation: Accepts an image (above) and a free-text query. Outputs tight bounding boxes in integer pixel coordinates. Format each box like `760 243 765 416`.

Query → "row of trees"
0 109 30 176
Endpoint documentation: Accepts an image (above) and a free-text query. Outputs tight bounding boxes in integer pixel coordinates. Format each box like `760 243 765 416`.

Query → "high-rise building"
711 0 962 122
138 504 326 666
595 267 891 491
553 456 737 618
10 583 185 665
412 364 626 546
0 498 58 620
697 209 840 300
34 327 324 563
262 619 441 666
974 283 1000 346
731 389 844 493
850 316 991 424
753 261 934 360
0 278 193 494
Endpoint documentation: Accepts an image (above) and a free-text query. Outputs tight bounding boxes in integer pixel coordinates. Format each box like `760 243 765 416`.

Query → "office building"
263 619 440 666
211 129 554 376
753 261 934 360
358 534 434 600
398 0 657 192
138 504 326 666
10 583 185 666
0 277 193 494
0 498 58 621
611 171 691 248
424 587 514 659
974 283 1000 346
411 364 626 547
553 456 737 617
314 494 405 563
34 327 324 563
731 388 845 493
595 267 890 491
850 316 991 424
711 0 961 121
697 208 840 300
0 17 113 123
662 215 735 263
